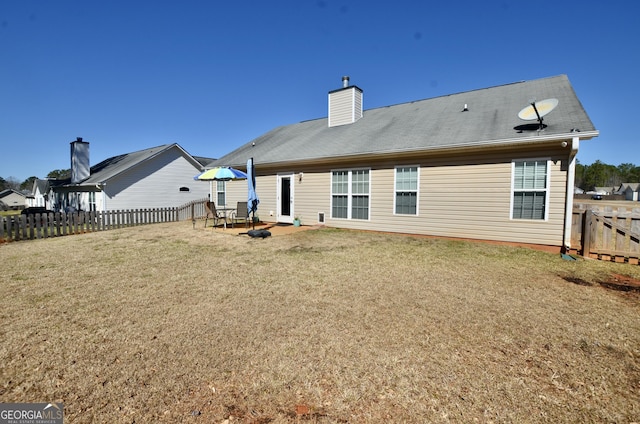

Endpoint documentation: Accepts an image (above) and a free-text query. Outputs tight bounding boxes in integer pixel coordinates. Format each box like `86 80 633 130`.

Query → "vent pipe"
342 76 350 88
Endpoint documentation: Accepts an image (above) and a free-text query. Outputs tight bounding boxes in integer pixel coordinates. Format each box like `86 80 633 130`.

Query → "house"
0 189 26 210
622 183 640 201
593 186 614 195
26 178 52 209
50 138 212 212
212 75 598 252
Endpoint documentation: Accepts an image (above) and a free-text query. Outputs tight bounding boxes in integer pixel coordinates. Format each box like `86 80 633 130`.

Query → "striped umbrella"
194 167 247 181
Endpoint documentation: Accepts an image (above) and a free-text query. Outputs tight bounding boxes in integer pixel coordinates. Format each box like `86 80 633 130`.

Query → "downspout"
562 136 580 252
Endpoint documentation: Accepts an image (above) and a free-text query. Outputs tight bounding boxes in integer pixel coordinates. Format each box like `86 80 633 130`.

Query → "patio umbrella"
194 167 247 181
194 167 248 209
247 157 259 230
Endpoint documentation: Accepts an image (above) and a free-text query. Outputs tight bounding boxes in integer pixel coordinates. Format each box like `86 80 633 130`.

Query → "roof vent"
342 76 350 88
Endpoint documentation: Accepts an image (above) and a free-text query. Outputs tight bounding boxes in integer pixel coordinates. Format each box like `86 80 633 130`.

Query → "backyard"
0 222 639 423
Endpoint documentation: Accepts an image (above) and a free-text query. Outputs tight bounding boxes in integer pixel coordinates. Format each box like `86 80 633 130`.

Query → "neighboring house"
593 186 613 195
50 138 212 211
26 178 52 208
0 189 27 210
622 183 640 201
213 74 598 251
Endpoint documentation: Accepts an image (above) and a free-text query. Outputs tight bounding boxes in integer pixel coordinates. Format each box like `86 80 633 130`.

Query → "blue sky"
1 0 638 182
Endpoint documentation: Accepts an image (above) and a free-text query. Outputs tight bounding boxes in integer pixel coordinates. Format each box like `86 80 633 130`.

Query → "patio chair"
204 201 222 228
231 201 249 228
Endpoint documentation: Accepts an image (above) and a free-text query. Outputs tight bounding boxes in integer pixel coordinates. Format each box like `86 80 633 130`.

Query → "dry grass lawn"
1 222 639 423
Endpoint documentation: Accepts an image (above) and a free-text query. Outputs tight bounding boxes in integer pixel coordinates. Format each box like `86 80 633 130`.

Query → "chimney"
328 76 363 128
70 137 90 183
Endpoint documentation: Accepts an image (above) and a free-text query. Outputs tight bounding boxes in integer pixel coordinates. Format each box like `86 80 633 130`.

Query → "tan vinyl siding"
328 87 362 127
293 171 331 224
224 147 569 247
225 175 279 220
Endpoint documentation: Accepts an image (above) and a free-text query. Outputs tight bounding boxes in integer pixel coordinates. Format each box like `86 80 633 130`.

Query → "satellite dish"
517 98 558 131
518 98 558 119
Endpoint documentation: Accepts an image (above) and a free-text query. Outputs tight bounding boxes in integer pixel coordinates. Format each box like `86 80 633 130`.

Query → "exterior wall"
225 175 278 221
328 87 363 127
624 187 639 201
101 149 209 210
227 147 571 247
1 192 27 209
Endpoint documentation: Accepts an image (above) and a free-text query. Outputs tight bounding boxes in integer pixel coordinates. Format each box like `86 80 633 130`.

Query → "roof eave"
253 130 600 169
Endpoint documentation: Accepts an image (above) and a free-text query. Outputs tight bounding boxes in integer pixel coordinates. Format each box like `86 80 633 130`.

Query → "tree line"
0 170 70 192
575 161 640 191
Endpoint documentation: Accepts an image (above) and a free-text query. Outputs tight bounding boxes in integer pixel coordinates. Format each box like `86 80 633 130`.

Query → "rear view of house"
211 75 598 251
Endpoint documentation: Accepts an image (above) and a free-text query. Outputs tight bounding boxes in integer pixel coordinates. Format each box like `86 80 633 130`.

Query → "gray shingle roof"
64 143 203 186
212 75 597 168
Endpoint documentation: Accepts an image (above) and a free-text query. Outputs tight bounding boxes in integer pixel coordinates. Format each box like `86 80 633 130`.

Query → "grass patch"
1 222 639 423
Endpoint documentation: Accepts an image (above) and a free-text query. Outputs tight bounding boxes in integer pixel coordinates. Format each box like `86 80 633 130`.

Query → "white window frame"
510 158 550 221
394 165 420 215
216 181 226 207
331 168 371 220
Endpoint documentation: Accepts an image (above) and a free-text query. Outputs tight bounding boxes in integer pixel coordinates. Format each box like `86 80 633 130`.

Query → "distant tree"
577 160 640 191
581 160 608 191
575 160 585 189
1 176 21 191
20 176 37 191
47 169 70 180
617 163 640 183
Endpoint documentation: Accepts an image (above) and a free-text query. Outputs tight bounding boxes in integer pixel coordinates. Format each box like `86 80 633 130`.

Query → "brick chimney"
328 76 363 128
70 137 90 183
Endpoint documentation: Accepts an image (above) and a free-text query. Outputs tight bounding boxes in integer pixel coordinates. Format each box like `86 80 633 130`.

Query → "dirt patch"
562 276 593 287
561 272 640 298
598 273 640 293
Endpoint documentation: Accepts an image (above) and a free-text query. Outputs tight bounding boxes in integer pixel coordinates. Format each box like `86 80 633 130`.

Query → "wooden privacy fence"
1 198 209 242
571 205 640 265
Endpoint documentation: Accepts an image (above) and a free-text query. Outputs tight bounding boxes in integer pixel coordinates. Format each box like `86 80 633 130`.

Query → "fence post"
582 209 592 258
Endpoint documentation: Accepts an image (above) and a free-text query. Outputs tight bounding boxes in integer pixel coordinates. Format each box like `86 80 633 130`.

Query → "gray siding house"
212 75 598 251
622 183 640 201
51 139 211 212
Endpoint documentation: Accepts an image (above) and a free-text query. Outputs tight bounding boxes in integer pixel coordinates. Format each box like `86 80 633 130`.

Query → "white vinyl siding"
331 169 370 220
101 147 210 210
511 160 549 220
395 166 419 215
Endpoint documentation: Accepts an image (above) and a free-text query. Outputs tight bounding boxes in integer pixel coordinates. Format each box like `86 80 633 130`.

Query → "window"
331 169 370 220
512 160 549 220
88 192 96 212
395 166 418 215
216 181 226 206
